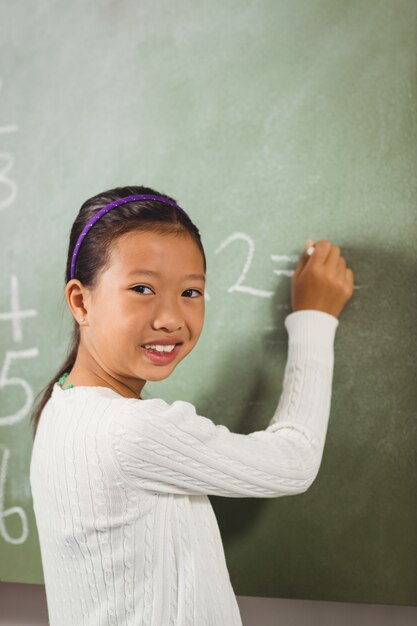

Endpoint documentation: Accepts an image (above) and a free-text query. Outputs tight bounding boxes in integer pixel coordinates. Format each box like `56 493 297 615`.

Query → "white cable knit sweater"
29 309 339 626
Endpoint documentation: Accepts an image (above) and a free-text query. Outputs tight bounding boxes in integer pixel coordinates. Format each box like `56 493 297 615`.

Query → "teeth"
143 344 176 353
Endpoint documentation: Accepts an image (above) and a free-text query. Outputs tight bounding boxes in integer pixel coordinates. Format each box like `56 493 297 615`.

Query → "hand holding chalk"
291 239 355 318
305 239 316 256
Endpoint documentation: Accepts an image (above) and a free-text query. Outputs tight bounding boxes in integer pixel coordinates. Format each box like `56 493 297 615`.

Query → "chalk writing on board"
0 83 33 546
0 347 39 426
0 275 38 343
206 232 360 303
215 232 276 298
0 77 18 210
207 231 299 301
0 447 29 544
0 274 39 426
271 254 300 277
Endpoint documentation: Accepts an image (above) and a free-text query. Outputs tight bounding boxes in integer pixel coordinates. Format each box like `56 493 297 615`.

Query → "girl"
29 185 354 626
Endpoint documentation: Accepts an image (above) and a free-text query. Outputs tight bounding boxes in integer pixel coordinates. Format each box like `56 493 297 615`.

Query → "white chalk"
306 246 315 256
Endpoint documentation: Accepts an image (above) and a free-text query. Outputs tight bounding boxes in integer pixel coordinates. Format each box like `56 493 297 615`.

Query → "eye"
131 285 153 295
182 289 203 298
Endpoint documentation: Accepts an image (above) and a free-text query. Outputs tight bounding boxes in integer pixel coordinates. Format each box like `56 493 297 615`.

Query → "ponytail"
30 324 79 438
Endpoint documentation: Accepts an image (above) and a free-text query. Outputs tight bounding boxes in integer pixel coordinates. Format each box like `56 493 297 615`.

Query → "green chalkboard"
1 0 416 607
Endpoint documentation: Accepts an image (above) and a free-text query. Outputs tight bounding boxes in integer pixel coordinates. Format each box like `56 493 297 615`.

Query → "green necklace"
58 372 74 390
57 373 142 399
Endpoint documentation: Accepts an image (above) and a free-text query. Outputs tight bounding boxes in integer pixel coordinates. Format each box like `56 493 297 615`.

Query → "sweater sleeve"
109 309 339 498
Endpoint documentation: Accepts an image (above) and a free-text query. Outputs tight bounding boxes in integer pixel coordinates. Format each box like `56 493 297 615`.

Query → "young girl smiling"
30 185 354 625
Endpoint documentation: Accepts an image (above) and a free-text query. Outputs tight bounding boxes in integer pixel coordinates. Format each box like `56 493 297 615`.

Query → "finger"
337 256 347 272
309 240 332 265
323 244 341 270
346 268 354 293
294 240 316 277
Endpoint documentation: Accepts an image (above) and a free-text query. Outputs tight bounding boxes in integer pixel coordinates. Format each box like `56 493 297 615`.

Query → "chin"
144 365 178 382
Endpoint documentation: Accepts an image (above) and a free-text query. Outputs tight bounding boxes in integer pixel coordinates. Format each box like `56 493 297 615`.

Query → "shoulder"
109 396 197 422
107 396 219 438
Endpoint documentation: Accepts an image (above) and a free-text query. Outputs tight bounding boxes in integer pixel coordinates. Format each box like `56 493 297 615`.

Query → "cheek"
106 311 146 345
191 305 205 336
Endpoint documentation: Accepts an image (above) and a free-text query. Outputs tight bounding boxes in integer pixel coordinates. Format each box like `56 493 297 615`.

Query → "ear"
65 279 90 326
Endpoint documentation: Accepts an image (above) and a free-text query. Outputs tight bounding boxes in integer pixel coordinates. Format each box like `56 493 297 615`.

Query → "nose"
151 295 184 333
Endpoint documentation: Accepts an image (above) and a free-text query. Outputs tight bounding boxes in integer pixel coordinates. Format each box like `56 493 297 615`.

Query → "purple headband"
70 194 187 280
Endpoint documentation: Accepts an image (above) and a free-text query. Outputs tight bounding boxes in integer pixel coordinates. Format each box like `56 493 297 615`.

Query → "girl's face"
66 229 206 397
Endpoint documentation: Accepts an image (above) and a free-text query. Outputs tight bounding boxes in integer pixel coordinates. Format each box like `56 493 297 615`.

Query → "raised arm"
109 309 339 498
110 239 354 498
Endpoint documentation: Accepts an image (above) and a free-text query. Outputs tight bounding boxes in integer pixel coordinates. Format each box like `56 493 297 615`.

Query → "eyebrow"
127 269 206 281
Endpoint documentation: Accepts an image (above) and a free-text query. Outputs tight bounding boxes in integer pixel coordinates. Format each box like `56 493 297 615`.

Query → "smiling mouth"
140 343 182 364
141 342 183 353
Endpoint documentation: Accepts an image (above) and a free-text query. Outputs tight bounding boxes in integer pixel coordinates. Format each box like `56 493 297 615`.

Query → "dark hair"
30 185 206 438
